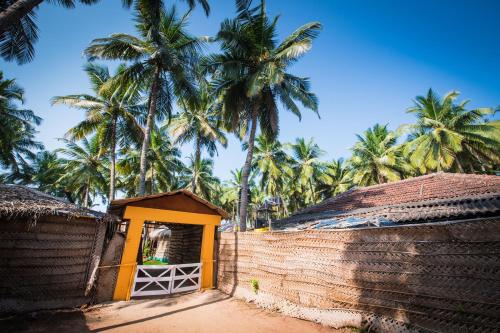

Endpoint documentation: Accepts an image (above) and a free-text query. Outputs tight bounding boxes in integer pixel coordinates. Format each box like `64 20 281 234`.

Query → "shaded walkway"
1 291 353 333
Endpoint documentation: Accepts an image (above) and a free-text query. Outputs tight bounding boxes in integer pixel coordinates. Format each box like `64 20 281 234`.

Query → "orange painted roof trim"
109 189 229 219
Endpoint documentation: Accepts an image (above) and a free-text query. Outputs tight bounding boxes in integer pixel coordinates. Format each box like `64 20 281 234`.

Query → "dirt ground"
0 290 355 333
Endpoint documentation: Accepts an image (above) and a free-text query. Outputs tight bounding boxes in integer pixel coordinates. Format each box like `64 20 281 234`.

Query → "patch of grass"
143 259 168 265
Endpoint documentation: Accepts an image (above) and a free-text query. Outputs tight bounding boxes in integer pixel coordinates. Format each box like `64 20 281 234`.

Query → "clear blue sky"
2 0 500 183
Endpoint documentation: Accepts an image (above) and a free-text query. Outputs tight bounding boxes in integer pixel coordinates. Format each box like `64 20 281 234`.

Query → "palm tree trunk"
138 66 161 195
308 179 316 204
151 161 155 194
84 178 90 208
239 111 258 232
109 113 117 202
0 0 44 33
192 135 202 194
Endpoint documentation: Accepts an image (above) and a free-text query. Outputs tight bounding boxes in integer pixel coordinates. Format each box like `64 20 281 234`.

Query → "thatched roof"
0 184 113 223
149 227 171 240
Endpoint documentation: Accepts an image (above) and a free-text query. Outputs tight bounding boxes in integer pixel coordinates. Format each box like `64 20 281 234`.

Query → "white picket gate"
131 263 201 297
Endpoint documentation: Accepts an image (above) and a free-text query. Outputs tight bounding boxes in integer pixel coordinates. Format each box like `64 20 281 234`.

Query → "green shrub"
250 278 259 294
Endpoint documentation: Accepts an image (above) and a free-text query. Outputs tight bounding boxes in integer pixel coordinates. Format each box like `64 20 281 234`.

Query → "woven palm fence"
218 217 500 333
0 216 106 313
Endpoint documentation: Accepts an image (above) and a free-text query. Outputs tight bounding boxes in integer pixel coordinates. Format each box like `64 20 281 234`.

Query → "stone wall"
218 217 500 333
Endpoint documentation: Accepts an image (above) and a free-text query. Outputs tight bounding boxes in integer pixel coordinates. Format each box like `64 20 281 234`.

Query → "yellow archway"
109 190 227 301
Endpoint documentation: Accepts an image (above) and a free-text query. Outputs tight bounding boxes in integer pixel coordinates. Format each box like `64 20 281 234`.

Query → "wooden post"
113 215 145 301
200 224 216 289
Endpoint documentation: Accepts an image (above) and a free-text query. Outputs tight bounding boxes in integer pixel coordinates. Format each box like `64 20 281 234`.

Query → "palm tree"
56 136 107 207
317 158 352 199
0 0 209 64
169 84 227 193
249 135 290 201
182 155 220 201
348 124 407 186
205 0 321 230
0 71 43 173
402 89 499 173
0 71 41 126
52 63 143 202
85 4 205 195
289 137 324 208
117 129 184 196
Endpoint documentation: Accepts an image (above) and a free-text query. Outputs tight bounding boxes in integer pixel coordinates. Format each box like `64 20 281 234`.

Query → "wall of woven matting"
0 216 106 313
218 217 500 333
166 223 202 264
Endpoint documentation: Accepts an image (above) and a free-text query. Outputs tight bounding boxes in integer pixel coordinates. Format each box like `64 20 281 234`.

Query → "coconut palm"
0 71 41 126
402 89 499 173
117 129 184 196
205 0 321 230
52 63 144 202
169 84 227 193
248 135 290 200
56 136 107 207
85 4 205 195
0 0 102 64
0 0 209 64
348 124 408 186
0 71 43 173
317 158 352 199
182 155 220 201
288 137 324 208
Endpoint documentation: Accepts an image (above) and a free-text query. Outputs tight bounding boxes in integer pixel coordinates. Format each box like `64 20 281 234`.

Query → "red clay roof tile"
298 172 500 215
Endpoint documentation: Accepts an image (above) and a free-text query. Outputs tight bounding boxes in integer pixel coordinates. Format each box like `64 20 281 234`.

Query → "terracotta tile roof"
274 192 500 230
298 172 500 215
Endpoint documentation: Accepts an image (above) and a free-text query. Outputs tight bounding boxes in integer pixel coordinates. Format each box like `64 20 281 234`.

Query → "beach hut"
0 185 113 313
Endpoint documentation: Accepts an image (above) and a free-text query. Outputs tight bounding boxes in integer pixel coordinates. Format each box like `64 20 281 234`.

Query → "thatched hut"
0 185 114 314
149 227 171 263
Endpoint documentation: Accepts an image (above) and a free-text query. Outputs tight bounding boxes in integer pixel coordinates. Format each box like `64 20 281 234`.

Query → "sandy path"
0 290 354 333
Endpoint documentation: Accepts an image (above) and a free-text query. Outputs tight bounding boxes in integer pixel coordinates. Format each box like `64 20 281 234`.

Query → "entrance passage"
131 263 201 297
109 190 228 301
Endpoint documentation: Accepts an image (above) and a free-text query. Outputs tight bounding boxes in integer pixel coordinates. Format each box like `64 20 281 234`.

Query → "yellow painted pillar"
113 216 145 301
200 223 216 289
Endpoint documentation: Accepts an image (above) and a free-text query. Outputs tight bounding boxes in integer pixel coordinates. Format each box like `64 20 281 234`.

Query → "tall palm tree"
249 135 290 200
0 0 209 64
52 63 143 202
169 84 227 193
182 155 220 201
289 137 324 207
205 0 321 230
0 71 43 173
348 124 407 186
317 158 352 199
56 136 107 207
402 89 499 173
117 128 184 196
85 4 205 195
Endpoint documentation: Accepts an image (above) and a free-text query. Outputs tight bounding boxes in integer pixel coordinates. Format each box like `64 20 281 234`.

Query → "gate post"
113 214 145 301
200 223 217 289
